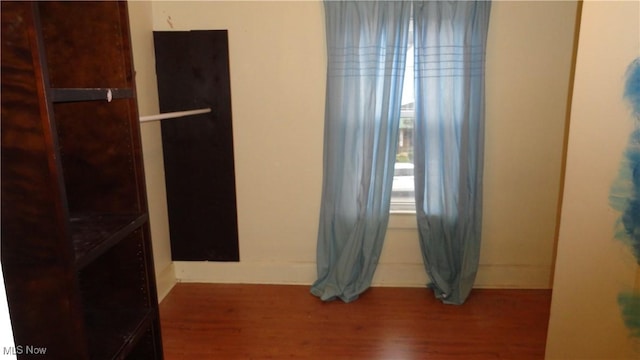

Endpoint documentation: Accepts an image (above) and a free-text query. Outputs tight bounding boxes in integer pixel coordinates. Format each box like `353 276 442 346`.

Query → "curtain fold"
412 1 491 305
311 0 411 302
313 0 490 305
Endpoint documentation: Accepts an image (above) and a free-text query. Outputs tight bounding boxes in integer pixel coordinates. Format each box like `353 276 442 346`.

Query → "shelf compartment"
51 88 134 103
85 308 155 360
53 99 142 215
127 325 162 360
71 213 148 269
38 1 133 89
78 229 155 359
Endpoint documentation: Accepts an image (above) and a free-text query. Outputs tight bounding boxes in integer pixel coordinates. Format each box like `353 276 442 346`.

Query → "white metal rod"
139 107 211 123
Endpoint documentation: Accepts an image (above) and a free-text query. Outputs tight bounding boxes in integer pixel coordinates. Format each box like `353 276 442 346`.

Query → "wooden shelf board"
85 307 155 360
70 213 148 269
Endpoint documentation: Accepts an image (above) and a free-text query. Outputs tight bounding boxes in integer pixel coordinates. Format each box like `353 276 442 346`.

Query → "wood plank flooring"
159 283 551 359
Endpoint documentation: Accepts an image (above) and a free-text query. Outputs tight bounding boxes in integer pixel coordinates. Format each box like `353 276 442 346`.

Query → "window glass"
391 25 415 213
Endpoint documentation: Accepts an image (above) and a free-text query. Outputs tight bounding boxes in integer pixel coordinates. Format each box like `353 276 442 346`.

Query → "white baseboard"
174 261 316 285
173 261 552 289
156 263 177 302
475 263 552 289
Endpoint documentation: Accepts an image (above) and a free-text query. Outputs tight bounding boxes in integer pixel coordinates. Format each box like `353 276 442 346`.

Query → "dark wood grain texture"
1 3 90 358
160 283 552 360
1 2 162 358
154 30 239 262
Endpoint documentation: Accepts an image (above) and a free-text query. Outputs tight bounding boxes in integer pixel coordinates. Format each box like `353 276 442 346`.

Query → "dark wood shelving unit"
1 1 163 359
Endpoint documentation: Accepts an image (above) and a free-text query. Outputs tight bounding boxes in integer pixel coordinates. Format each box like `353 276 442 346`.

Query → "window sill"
388 212 417 229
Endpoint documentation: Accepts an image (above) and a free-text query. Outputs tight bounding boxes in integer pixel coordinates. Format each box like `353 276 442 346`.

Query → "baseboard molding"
173 261 552 289
156 263 177 302
174 261 316 285
475 263 552 289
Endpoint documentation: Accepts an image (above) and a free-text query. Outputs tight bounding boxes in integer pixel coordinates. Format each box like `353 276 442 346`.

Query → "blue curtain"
311 1 411 302
413 1 491 305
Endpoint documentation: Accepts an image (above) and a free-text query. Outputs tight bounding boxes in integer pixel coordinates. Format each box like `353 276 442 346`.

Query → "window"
390 24 415 213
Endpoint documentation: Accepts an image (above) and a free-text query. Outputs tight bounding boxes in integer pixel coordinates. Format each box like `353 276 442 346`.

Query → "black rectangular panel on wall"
153 30 239 261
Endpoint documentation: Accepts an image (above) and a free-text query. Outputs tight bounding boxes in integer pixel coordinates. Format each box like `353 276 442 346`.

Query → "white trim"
173 261 552 289
174 261 316 285
156 263 177 302
475 264 552 289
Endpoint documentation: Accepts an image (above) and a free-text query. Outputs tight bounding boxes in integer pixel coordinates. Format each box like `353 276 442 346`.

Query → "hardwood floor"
159 283 551 359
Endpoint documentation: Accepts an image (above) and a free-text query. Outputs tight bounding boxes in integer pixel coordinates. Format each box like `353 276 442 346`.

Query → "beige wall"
481 0 577 288
128 1 176 301
545 1 640 358
139 1 577 289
